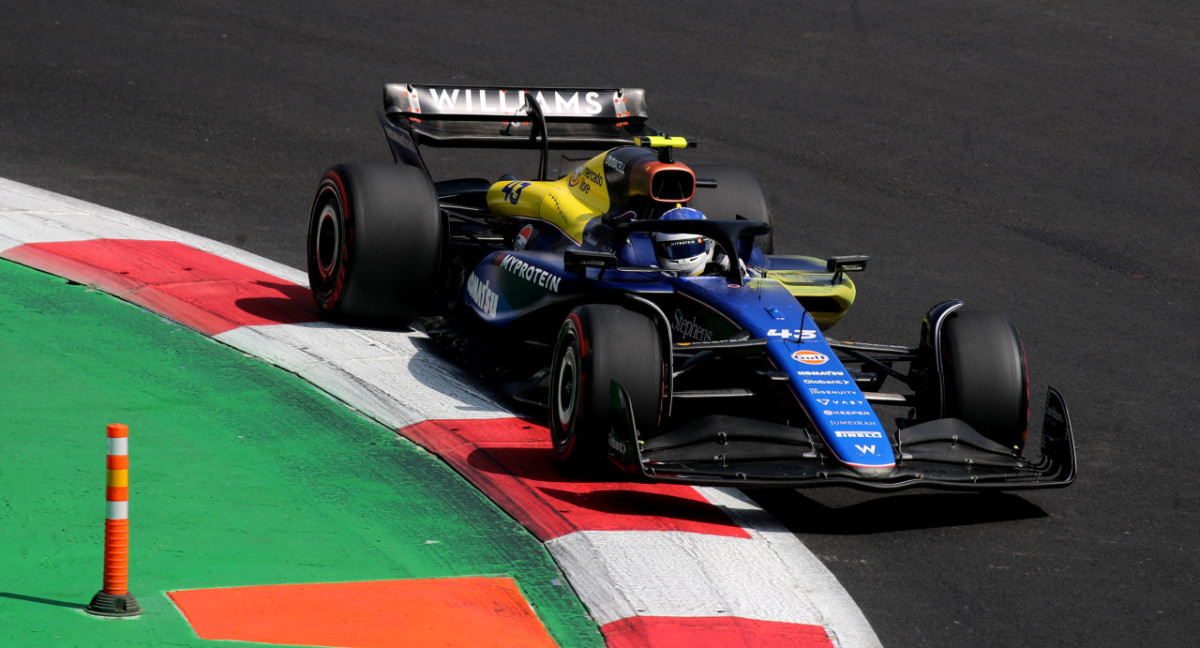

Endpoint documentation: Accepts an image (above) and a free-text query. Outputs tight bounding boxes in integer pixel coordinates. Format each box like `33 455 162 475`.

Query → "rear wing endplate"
382 83 659 150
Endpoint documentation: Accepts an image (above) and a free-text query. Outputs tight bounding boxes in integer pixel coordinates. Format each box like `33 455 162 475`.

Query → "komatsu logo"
421 88 611 116
466 272 498 317
499 254 562 292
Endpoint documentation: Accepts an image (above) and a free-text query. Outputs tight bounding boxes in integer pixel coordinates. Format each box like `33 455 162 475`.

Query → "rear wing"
382 83 660 150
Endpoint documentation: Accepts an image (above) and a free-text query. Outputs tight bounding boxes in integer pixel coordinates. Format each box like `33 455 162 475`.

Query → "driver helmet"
652 207 713 276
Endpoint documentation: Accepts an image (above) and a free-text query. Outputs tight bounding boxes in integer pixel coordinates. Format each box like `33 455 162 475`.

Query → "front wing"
607 385 1077 491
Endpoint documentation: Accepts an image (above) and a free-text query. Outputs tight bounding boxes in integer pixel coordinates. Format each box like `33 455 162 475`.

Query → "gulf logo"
791 350 829 365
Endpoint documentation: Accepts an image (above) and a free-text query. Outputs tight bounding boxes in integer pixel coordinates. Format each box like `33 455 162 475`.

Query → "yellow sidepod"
486 154 612 244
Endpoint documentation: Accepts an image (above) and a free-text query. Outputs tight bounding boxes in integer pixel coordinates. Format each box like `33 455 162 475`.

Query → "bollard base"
85 591 142 618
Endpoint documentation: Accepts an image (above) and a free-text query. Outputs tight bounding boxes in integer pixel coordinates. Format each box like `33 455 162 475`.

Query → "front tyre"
940 310 1030 451
306 162 442 324
549 305 664 473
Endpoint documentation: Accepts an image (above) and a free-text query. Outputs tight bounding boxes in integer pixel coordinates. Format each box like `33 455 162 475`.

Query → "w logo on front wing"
855 444 877 455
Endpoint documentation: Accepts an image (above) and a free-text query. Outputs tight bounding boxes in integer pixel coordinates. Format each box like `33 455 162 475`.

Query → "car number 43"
768 328 818 341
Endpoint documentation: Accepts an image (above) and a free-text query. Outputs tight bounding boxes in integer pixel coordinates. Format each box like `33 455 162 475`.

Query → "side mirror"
826 255 870 283
565 249 618 275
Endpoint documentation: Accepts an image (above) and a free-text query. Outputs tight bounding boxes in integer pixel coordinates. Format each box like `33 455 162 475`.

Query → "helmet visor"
655 237 709 260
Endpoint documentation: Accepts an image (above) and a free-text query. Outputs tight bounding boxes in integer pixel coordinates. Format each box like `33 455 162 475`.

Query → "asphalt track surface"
3 2 1197 647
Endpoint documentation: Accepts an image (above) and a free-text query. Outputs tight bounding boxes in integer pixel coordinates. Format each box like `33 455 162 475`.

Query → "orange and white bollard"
86 423 142 617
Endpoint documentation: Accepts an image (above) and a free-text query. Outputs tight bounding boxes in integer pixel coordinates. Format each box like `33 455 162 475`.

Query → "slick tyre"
940 310 1030 451
549 304 664 473
307 162 443 324
687 164 775 254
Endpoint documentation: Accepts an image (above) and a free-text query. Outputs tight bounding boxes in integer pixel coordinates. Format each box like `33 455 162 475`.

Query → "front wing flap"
608 384 1076 491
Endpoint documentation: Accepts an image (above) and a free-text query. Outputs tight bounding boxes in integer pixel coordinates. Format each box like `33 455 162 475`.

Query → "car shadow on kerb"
462 443 753 535
749 488 1048 535
232 280 321 326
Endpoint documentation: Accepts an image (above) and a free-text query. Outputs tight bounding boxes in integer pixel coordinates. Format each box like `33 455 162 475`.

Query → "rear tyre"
687 164 775 254
549 305 664 473
940 310 1030 450
306 162 443 324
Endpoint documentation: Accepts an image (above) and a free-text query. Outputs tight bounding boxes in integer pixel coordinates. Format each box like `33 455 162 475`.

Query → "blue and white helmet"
652 207 713 276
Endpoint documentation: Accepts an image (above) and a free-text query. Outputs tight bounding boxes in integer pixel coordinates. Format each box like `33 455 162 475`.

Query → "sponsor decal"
802 379 851 385
568 164 604 195
809 388 856 395
514 225 534 251
583 166 605 186
498 253 562 292
672 309 714 342
768 328 818 341
466 272 498 317
384 123 419 155
382 121 423 168
797 370 845 376
422 88 610 116
582 229 614 254
824 410 874 417
660 237 705 258
834 431 885 439
607 432 628 455
791 350 828 365
604 154 627 173
854 444 879 455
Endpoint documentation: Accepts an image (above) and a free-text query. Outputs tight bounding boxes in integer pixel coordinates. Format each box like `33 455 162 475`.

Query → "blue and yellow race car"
305 83 1075 490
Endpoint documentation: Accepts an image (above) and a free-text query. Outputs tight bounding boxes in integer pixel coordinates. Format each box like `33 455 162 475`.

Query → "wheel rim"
314 197 341 281
551 318 584 453
553 344 579 440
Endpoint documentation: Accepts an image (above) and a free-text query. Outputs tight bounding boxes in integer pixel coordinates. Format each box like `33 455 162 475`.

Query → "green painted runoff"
0 259 601 648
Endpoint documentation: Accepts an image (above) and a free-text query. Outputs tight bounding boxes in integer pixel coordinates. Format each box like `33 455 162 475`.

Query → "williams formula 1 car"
305 83 1076 490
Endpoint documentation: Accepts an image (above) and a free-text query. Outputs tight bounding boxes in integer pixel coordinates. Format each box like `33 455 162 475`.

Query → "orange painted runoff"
169 577 560 648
